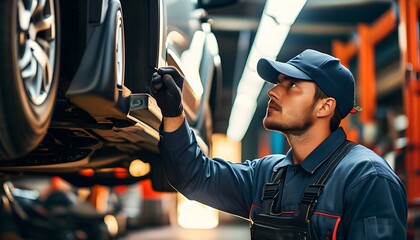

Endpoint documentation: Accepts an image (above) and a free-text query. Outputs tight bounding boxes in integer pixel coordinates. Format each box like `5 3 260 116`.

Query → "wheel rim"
17 0 57 106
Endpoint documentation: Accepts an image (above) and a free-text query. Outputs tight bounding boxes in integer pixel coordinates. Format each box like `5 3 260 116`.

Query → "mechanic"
149 49 407 239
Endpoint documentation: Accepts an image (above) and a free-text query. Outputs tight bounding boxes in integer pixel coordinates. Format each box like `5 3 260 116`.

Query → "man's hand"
149 66 184 117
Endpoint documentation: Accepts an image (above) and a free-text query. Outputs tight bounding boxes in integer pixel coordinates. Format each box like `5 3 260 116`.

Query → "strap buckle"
262 183 279 200
300 184 325 204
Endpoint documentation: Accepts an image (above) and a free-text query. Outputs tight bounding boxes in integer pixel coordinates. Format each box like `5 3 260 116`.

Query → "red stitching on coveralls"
249 207 341 240
249 203 261 220
313 212 341 240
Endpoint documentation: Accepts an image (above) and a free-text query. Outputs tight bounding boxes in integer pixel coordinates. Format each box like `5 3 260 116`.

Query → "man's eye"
290 82 297 88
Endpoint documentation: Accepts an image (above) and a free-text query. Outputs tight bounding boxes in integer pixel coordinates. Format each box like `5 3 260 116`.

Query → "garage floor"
123 222 250 240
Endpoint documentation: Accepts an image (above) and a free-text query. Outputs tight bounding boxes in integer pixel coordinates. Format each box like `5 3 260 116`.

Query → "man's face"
263 74 318 135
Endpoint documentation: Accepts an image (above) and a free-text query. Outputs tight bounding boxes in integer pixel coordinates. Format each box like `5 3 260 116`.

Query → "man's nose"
267 84 282 99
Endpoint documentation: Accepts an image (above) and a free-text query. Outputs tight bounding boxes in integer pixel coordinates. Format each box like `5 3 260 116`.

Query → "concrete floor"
122 223 250 240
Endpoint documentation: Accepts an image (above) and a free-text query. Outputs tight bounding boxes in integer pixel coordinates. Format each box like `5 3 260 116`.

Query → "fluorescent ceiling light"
227 0 306 142
265 0 307 25
254 15 291 58
236 70 264 98
227 94 258 142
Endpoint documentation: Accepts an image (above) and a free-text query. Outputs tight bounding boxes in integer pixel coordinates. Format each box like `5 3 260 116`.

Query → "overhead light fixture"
227 0 306 142
265 0 307 25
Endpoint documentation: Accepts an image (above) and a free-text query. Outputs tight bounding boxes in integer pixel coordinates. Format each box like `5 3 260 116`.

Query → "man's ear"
317 98 336 117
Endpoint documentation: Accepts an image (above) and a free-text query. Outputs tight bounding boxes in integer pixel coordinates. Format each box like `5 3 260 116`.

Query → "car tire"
121 0 160 93
0 0 60 160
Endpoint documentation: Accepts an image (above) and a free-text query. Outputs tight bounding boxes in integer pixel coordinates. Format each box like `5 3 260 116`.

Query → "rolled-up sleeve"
159 119 257 218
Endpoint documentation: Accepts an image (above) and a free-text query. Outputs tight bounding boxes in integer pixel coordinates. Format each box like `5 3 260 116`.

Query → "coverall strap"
298 140 357 221
261 168 286 214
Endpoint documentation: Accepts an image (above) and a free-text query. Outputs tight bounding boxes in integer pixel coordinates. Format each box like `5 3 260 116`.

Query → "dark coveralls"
158 119 407 239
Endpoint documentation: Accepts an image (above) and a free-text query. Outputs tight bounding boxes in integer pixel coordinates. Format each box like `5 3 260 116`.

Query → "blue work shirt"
159 120 407 239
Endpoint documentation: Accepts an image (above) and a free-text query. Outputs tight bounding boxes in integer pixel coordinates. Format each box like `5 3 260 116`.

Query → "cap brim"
257 58 312 84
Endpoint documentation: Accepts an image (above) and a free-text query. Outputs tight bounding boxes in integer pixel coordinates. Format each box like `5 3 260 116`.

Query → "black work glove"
149 66 184 117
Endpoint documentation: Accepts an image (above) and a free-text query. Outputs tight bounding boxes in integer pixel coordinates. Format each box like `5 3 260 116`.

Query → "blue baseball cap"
257 49 361 118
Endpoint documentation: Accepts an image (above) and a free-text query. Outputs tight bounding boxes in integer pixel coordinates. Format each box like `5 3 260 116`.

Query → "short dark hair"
313 85 342 132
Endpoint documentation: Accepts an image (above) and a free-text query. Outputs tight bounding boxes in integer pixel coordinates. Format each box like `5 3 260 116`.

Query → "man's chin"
263 118 276 131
